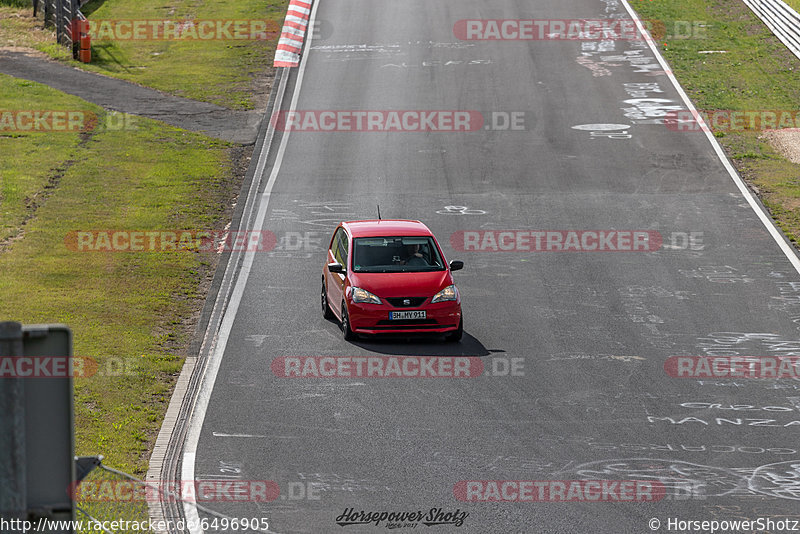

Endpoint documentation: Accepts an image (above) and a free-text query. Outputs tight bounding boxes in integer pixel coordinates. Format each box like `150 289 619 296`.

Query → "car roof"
342 219 433 238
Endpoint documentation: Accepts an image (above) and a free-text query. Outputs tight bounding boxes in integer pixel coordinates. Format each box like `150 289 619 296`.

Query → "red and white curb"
274 0 312 67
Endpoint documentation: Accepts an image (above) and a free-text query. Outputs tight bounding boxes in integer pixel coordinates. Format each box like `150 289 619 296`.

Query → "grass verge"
0 72 239 477
1 0 287 109
1 0 276 522
630 0 800 243
0 0 29 8
0 5 71 59
781 0 800 14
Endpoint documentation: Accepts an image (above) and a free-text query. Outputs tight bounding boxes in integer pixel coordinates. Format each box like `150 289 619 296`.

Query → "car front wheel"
341 301 356 341
321 277 334 319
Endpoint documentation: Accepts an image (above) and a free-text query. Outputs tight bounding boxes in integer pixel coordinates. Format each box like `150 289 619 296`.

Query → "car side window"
332 228 347 266
329 230 340 261
338 230 349 267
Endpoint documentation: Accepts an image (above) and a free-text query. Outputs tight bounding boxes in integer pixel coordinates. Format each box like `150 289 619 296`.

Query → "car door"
326 227 348 314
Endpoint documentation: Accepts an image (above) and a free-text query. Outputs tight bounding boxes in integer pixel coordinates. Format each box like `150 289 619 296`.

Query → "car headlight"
351 287 382 304
432 285 458 303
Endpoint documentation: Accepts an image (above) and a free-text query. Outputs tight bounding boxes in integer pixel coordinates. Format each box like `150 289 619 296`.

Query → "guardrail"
32 0 90 60
33 0 78 46
32 0 90 61
742 0 800 61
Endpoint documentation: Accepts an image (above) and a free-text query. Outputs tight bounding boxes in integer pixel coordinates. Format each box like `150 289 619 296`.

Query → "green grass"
0 6 71 57
0 73 237 475
781 0 800 14
1 0 285 108
0 78 94 242
1 0 274 491
0 0 271 524
631 0 800 242
74 0 287 109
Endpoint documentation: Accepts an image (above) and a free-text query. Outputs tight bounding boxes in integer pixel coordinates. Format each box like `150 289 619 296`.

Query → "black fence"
32 0 82 47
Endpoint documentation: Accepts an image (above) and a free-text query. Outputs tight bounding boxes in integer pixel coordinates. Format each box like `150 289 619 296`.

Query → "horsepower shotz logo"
451 230 662 252
270 110 484 131
272 356 483 378
335 508 468 527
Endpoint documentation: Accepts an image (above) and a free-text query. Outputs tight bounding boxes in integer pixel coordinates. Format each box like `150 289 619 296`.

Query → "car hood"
349 270 453 298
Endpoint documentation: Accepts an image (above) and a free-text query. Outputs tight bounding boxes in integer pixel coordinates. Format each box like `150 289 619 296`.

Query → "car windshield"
352 236 445 273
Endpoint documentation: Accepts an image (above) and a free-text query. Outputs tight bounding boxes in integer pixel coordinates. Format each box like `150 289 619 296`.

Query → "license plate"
389 310 426 320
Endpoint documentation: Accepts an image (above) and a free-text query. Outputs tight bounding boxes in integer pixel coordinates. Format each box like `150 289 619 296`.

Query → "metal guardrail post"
55 0 64 45
0 322 75 533
742 0 800 61
21 324 75 533
32 0 86 52
0 322 27 523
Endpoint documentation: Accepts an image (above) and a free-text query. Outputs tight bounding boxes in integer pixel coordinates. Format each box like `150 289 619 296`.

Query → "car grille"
385 297 427 307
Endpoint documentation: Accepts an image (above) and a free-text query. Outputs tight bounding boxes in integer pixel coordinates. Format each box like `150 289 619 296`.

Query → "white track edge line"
619 0 800 274
180 0 320 531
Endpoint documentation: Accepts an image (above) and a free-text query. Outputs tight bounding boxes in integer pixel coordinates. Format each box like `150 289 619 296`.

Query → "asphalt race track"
179 0 800 531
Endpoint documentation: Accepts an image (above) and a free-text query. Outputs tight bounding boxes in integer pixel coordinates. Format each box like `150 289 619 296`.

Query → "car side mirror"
328 262 345 274
449 260 464 272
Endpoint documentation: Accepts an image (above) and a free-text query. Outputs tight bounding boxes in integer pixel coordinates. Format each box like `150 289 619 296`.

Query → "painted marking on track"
436 205 486 215
608 355 646 362
563 457 800 499
181 0 322 532
212 432 301 439
571 123 631 131
619 0 800 274
380 59 492 69
245 335 268 347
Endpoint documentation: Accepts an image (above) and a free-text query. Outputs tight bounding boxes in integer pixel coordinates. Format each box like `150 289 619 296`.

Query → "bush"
0 0 31 7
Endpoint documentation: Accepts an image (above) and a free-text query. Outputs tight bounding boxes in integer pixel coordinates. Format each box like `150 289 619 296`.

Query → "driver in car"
401 243 428 266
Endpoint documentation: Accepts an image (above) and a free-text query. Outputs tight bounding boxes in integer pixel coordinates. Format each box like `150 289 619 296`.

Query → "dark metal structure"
32 0 81 47
0 322 75 534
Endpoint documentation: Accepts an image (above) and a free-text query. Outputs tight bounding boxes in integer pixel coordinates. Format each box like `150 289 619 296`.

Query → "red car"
321 220 464 341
